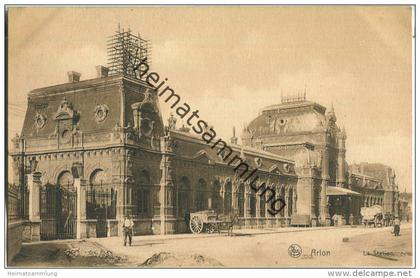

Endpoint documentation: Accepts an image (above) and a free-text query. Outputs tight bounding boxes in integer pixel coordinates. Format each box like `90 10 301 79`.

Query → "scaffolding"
107 26 152 80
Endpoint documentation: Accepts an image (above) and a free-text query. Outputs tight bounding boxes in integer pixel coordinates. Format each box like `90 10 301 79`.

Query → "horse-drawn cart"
361 205 384 227
189 210 238 235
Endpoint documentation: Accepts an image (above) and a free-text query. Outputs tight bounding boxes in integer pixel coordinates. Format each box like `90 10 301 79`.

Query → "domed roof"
243 100 328 139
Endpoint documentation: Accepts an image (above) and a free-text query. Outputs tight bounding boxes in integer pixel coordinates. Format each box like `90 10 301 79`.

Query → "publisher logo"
288 244 302 258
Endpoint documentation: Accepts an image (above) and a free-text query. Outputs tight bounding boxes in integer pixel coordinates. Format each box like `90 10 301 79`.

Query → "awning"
326 186 361 196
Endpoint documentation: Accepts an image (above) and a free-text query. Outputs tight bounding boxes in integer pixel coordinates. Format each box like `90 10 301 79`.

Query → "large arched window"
86 169 116 220
135 170 152 217
238 184 244 217
259 184 266 217
90 169 106 186
195 179 208 211
313 186 320 218
211 180 223 214
178 176 192 217
224 182 232 214
250 189 256 217
280 187 286 217
288 188 293 217
57 171 74 189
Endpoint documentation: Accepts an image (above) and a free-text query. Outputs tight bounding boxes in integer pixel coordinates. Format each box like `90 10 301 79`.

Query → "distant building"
242 97 401 226
399 191 412 222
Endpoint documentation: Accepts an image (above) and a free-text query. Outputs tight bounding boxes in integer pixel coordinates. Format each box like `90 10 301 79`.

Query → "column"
232 180 240 215
221 182 226 214
275 185 282 227
75 178 91 239
244 185 251 227
27 172 41 241
320 147 330 226
256 189 261 227
28 173 41 222
159 135 176 235
285 189 290 226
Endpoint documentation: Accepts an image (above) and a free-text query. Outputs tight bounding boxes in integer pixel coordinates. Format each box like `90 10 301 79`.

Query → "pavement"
88 223 413 267
12 223 412 267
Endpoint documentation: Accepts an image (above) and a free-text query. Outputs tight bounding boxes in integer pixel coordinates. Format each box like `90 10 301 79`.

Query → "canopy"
326 186 361 196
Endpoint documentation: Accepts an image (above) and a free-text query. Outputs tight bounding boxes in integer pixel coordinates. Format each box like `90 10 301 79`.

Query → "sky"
7 6 413 192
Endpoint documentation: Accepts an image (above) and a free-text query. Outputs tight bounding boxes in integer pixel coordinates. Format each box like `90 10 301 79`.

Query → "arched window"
211 180 223 214
89 169 106 186
224 182 232 214
280 187 286 217
195 179 208 211
250 189 256 217
57 171 73 189
86 169 116 220
238 184 244 217
288 188 293 217
178 176 192 217
135 170 152 217
259 184 266 217
313 186 320 217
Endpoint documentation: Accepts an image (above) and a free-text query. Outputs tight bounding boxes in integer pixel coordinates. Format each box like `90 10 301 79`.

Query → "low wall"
7 220 26 265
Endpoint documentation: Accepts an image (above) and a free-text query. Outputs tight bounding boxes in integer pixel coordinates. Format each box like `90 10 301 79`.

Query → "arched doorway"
40 170 76 240
86 169 116 238
280 187 286 217
195 179 208 211
238 184 244 217
250 190 257 217
211 180 223 213
178 177 192 218
135 170 152 218
224 181 232 214
259 184 266 217
288 188 293 217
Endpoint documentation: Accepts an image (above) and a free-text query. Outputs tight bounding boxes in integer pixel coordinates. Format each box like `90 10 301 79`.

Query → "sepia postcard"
4 4 415 272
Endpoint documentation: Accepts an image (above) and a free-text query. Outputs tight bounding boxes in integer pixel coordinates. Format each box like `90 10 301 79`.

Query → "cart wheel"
207 224 216 234
190 216 204 234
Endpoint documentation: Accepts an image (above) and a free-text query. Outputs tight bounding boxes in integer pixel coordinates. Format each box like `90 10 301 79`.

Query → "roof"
170 129 295 164
261 100 326 114
327 186 361 196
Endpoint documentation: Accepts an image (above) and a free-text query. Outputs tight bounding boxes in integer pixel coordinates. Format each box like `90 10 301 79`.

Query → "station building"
9 31 401 241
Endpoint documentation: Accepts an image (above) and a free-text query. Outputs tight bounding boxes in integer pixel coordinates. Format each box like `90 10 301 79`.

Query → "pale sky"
7 6 413 192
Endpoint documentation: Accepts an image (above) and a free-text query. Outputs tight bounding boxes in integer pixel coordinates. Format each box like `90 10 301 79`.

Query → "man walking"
123 215 134 246
393 217 401 236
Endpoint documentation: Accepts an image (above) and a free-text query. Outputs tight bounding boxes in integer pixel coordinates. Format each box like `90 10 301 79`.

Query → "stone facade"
9 69 401 240
10 71 300 240
241 98 401 226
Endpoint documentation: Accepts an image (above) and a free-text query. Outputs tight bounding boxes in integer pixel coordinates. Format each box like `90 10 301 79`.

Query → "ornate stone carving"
12 133 20 149
255 157 263 168
55 97 76 120
167 113 177 130
94 104 109 123
34 113 47 129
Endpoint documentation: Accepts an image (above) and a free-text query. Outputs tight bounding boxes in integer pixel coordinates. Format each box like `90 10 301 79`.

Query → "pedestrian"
123 215 134 246
393 217 400 236
332 214 339 226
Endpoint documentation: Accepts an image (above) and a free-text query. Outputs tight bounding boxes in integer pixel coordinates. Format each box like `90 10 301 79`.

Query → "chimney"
67 71 81 83
96 65 109 78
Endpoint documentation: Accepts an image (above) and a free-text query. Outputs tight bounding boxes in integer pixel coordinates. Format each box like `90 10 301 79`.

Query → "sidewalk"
90 224 347 245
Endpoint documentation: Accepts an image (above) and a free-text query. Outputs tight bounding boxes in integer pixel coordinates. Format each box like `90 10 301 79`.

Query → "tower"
336 127 347 187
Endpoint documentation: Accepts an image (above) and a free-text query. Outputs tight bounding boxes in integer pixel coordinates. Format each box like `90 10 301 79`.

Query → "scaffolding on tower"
107 26 152 80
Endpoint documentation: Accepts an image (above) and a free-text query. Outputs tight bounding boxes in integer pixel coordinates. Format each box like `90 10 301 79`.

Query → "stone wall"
7 220 26 265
